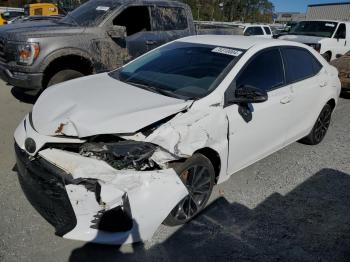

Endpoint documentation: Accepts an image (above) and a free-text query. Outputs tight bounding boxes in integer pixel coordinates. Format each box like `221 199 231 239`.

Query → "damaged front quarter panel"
38 148 188 244
143 106 230 183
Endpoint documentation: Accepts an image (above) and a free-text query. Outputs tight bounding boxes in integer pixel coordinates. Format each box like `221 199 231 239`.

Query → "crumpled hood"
32 73 192 138
0 20 84 40
279 34 325 44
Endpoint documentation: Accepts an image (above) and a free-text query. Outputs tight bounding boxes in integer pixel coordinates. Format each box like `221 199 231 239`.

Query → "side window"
34 8 43 16
334 23 346 39
263 26 272 35
245 27 264 36
282 48 322 84
236 49 284 92
113 6 151 36
152 7 188 31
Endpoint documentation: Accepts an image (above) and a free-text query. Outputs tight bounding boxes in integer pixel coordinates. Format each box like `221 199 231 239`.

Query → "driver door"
333 23 348 57
224 48 294 175
111 5 154 58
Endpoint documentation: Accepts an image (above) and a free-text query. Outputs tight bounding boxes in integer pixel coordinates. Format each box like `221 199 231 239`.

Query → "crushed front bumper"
15 144 77 236
14 139 188 245
0 63 43 90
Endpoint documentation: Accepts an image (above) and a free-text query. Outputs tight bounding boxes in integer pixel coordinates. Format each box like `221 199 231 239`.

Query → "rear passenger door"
281 47 325 142
150 6 192 48
333 23 348 57
112 5 153 58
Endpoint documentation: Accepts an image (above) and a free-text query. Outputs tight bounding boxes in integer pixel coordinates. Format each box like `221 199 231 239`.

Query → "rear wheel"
300 104 333 145
163 154 215 226
47 69 84 87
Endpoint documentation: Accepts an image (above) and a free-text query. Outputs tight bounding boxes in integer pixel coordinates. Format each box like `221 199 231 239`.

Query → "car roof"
234 23 271 27
177 35 301 51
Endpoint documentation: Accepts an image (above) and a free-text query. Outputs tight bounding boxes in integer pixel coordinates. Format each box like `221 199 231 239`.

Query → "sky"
271 0 350 12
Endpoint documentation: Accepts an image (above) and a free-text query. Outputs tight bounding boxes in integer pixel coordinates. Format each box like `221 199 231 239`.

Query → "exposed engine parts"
79 141 157 171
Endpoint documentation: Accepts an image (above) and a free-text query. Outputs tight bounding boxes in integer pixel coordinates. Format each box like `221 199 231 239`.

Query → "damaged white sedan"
14 35 341 245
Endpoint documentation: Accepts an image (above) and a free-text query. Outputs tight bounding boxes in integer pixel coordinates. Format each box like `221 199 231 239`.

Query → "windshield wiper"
125 80 190 100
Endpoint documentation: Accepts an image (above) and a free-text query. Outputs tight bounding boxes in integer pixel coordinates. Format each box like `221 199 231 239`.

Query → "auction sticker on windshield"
96 6 110 11
212 47 243 57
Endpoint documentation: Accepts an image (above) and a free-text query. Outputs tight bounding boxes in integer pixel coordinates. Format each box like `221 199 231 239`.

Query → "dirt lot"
0 81 350 262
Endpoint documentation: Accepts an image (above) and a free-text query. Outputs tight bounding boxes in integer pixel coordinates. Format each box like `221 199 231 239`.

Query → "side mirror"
107 25 127 48
107 25 126 39
233 85 268 104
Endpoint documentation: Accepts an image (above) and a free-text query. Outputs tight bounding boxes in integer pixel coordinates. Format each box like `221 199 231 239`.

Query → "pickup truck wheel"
300 104 333 145
47 69 84 87
163 154 215 226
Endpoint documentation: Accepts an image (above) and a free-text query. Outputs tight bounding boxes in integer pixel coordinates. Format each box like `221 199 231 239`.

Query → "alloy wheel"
170 165 212 222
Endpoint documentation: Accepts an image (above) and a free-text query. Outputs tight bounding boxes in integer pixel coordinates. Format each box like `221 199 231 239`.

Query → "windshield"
59 0 120 26
110 42 244 100
290 21 338 38
1 11 24 20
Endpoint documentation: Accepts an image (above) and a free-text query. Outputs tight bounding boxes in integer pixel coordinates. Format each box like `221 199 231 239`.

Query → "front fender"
39 47 95 73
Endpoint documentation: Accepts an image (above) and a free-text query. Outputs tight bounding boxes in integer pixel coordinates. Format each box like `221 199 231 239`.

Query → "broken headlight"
80 141 157 171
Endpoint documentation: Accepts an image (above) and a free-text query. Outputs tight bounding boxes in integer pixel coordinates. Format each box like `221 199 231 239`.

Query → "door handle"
280 95 293 104
145 40 157 45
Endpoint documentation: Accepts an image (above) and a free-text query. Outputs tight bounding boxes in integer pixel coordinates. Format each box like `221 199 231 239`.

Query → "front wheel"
300 103 333 145
163 154 215 226
47 69 85 87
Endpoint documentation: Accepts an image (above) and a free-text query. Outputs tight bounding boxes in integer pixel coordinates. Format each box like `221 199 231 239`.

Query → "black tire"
322 52 331 62
300 104 333 145
47 69 84 87
163 153 215 226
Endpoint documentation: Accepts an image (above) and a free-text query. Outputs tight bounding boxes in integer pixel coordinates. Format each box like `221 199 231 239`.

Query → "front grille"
0 38 6 63
15 144 77 236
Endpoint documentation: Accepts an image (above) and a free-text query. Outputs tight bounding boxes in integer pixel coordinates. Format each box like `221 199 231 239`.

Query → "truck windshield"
59 0 120 26
110 42 245 100
290 21 338 38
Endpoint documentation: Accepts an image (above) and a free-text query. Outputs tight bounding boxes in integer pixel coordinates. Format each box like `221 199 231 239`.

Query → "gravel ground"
0 82 349 262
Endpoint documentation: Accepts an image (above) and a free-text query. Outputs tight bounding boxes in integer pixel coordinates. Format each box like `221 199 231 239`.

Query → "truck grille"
0 38 6 63
15 144 77 237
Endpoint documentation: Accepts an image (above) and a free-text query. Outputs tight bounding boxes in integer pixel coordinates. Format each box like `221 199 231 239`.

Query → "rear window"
152 7 188 31
282 47 322 84
245 26 264 36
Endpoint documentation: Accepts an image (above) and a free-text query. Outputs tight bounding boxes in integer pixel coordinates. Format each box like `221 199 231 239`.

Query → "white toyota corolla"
14 35 341 245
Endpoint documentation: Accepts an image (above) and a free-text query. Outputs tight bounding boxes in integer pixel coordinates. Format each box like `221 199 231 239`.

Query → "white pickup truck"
279 20 350 61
